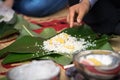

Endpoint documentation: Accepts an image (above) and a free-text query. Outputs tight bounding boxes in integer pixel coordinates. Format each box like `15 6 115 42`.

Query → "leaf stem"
22 25 34 37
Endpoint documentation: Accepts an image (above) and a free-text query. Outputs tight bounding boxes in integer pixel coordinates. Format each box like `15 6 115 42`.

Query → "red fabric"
32 19 70 33
86 65 120 75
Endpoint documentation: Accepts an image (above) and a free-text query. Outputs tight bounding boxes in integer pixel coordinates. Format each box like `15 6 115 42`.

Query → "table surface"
1 8 120 80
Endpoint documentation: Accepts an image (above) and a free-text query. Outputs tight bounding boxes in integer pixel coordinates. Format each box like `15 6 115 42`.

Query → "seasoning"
7 60 60 80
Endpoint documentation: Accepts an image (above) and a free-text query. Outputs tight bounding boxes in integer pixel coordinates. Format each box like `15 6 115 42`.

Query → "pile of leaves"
0 13 113 65
0 6 113 65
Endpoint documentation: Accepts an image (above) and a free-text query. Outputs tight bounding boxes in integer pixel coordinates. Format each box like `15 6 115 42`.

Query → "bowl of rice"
73 50 120 80
7 60 60 80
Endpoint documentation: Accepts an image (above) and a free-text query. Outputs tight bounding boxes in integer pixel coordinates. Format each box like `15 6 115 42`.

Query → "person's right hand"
67 0 90 28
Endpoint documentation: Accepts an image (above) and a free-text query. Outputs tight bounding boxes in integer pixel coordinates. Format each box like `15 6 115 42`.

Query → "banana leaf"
14 15 57 38
14 15 40 38
14 15 29 30
2 53 36 64
0 77 7 80
0 13 18 39
6 13 17 24
0 22 18 39
29 23 42 30
0 14 42 39
39 28 57 39
0 15 4 19
0 24 113 65
2 52 72 65
62 24 97 40
40 54 72 65
0 36 44 57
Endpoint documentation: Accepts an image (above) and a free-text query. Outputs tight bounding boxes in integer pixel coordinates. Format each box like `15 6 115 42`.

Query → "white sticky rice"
7 60 60 80
80 54 113 66
43 32 94 54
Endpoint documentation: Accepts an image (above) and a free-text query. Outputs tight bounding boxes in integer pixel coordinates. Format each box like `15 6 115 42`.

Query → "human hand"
67 0 90 27
4 0 14 8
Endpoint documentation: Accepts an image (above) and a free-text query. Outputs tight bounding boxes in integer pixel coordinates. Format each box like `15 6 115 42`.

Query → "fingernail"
77 18 81 23
70 23 72 28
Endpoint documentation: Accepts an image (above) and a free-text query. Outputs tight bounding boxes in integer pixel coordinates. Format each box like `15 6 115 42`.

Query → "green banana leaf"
2 53 36 64
6 13 17 24
0 36 44 57
0 24 113 65
0 15 4 19
39 28 57 39
0 14 43 39
0 22 18 39
0 77 7 80
2 52 72 65
62 24 97 40
14 15 57 38
0 13 18 39
14 15 40 38
40 54 72 65
14 15 29 30
29 23 42 30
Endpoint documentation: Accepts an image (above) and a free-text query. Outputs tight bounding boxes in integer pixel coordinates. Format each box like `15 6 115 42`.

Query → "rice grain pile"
43 32 95 54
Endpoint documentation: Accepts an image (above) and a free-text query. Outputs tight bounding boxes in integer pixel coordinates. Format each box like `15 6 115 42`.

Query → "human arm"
67 0 98 27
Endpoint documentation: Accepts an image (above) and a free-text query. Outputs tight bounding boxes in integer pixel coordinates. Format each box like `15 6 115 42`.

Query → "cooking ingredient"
43 32 94 54
80 54 113 66
7 60 60 80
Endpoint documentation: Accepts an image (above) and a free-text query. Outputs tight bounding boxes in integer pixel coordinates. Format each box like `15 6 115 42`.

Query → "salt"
7 60 60 80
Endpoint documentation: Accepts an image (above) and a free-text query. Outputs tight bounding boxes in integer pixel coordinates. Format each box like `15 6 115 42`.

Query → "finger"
73 22 82 27
69 9 75 28
77 9 84 24
67 14 70 24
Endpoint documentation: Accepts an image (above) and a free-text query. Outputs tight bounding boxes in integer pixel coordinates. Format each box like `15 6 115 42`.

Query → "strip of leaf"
39 54 72 65
0 15 4 19
0 77 7 80
2 53 35 64
62 24 97 40
0 36 44 58
0 22 18 39
87 36 113 50
13 15 42 38
39 28 57 39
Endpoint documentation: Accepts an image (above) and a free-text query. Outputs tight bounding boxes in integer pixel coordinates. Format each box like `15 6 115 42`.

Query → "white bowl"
7 60 60 80
73 50 120 80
